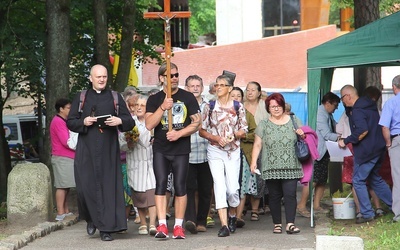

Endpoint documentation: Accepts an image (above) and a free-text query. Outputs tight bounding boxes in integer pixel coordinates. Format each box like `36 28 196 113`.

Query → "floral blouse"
202 100 248 152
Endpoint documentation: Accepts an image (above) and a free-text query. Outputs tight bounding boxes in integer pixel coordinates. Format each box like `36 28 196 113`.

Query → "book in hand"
95 114 112 128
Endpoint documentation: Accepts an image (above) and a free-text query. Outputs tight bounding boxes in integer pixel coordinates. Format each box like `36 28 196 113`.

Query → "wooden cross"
144 0 191 131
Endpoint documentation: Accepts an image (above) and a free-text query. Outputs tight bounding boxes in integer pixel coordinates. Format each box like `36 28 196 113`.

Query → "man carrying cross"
145 62 201 239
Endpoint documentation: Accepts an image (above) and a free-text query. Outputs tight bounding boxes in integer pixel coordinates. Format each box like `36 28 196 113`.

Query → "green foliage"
329 0 400 26
0 0 46 108
332 183 353 198
188 0 216 44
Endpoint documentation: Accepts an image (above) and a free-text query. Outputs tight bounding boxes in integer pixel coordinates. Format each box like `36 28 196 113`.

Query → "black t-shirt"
146 88 200 155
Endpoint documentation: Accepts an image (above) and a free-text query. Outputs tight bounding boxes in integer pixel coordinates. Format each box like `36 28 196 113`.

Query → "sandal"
297 208 311 218
236 218 245 228
273 224 282 234
138 225 148 235
251 212 259 221
286 224 300 234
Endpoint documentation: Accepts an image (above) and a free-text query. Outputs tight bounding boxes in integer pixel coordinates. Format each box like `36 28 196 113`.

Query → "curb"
0 216 78 250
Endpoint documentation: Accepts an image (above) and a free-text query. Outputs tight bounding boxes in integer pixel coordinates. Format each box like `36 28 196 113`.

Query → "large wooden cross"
144 0 190 131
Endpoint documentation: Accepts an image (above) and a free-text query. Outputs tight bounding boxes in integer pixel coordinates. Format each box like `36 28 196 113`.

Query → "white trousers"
207 146 240 210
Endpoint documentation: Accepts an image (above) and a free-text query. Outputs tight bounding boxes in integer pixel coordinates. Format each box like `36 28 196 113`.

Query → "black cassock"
67 88 135 232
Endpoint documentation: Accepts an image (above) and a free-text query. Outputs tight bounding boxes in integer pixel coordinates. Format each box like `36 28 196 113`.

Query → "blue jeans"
353 154 392 218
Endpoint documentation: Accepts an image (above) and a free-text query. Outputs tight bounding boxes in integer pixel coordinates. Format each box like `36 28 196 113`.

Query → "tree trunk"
353 0 381 107
45 0 71 168
114 0 136 93
93 0 113 88
0 111 12 203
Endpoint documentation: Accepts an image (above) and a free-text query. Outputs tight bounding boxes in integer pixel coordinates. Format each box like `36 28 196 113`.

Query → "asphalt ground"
22 186 330 250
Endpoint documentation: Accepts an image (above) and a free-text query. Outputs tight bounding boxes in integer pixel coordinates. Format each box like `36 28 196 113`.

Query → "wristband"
160 106 166 111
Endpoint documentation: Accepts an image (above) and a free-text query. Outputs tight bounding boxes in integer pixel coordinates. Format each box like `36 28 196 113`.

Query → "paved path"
20 186 331 250
23 211 317 250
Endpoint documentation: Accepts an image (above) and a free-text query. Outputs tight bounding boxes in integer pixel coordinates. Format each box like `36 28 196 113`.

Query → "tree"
45 0 71 168
0 0 164 202
188 0 216 44
329 0 399 100
0 0 47 202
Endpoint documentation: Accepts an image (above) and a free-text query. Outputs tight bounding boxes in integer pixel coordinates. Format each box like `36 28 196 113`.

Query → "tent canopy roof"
306 11 400 129
308 11 400 70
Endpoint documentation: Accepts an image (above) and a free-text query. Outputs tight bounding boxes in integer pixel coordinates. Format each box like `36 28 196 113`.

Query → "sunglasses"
163 73 179 78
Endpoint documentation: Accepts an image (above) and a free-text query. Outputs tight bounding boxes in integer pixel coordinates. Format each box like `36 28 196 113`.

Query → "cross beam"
144 0 191 131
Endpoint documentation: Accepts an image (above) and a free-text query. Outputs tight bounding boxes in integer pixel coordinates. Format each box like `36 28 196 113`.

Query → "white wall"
216 0 263 45
331 66 400 91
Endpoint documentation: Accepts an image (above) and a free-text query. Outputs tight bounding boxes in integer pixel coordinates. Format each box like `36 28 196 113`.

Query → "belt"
391 134 400 139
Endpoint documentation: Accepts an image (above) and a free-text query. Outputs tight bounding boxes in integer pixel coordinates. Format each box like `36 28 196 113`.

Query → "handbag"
290 115 310 162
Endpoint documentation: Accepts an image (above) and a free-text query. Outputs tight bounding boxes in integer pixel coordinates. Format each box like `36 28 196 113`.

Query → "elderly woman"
200 75 248 237
250 93 304 234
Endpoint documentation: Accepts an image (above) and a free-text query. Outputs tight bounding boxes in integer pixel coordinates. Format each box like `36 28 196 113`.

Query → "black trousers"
185 162 213 226
266 178 298 225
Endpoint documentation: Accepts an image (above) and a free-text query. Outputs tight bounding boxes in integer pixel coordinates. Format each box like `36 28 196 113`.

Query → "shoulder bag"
290 115 310 162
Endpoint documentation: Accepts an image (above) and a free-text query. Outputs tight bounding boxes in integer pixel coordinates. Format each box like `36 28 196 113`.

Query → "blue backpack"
208 100 240 123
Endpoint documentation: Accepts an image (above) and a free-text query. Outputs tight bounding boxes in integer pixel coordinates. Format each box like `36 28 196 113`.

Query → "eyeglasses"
341 94 349 100
163 73 179 78
269 105 282 110
214 83 231 88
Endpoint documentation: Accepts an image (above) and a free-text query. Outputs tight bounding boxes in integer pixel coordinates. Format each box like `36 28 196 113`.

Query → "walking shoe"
356 216 374 224
55 214 66 221
149 225 157 236
155 223 169 239
217 225 230 237
196 225 207 232
375 208 386 218
206 216 215 228
228 216 237 233
173 225 185 239
185 220 198 234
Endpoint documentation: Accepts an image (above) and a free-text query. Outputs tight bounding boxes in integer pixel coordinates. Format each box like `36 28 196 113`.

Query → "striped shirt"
189 98 208 164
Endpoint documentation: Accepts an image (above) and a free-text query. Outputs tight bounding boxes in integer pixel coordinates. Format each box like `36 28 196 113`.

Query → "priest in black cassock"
67 64 135 241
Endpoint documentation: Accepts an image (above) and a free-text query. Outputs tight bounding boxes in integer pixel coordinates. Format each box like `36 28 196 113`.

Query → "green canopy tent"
307 11 400 129
305 11 400 227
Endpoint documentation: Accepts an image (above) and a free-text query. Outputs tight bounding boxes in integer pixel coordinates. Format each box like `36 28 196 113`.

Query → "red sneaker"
155 224 169 239
173 225 185 239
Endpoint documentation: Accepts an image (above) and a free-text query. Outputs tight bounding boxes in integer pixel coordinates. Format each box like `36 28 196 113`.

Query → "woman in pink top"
50 98 76 221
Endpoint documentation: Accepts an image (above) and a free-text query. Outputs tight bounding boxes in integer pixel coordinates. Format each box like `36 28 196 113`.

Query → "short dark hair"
185 75 203 86
265 93 285 114
55 98 70 113
232 86 244 99
321 92 340 105
363 86 381 102
158 62 178 76
215 75 231 86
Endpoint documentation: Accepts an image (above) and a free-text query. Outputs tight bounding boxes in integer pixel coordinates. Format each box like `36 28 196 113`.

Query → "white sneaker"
55 214 66 221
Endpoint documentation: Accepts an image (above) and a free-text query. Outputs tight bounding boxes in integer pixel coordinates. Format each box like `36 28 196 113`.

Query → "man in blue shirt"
379 75 400 223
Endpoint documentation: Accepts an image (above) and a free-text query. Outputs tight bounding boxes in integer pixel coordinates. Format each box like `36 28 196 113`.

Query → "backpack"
78 90 120 115
208 100 240 123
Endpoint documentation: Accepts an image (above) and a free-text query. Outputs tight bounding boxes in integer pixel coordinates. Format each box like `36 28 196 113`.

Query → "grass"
325 183 399 250
329 214 400 250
